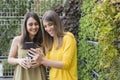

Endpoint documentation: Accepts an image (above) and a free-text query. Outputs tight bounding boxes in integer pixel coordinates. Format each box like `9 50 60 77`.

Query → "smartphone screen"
25 42 35 49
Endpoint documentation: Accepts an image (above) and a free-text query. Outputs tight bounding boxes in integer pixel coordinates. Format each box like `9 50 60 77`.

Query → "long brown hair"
21 12 43 49
42 10 65 53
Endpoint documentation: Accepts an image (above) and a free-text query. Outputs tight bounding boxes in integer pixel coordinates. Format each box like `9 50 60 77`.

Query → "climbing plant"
0 0 27 56
96 0 120 79
78 0 120 80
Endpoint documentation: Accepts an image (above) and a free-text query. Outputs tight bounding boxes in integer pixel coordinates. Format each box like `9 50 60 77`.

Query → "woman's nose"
45 26 50 30
32 24 37 28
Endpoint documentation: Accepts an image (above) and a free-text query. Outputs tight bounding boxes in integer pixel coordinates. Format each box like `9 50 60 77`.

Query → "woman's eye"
35 23 38 26
29 23 33 26
28 22 38 26
48 23 53 26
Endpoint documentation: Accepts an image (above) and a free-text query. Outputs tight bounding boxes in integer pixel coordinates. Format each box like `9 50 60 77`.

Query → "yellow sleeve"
62 33 77 69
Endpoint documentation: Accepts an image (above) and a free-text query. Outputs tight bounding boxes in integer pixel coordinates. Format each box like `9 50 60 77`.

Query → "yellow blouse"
46 32 78 80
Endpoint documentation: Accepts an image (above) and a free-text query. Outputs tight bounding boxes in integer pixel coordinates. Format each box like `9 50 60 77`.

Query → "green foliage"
108 55 120 80
0 0 27 56
81 0 96 15
2 60 15 75
0 19 20 56
79 14 98 41
39 0 63 16
93 1 119 68
0 0 27 76
97 1 120 79
78 0 100 79
89 1 119 69
78 39 101 80
0 0 27 17
78 0 120 80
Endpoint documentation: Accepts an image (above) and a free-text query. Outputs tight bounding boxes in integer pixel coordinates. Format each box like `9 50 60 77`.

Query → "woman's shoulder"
12 35 22 43
64 32 75 39
10 36 22 48
63 32 76 45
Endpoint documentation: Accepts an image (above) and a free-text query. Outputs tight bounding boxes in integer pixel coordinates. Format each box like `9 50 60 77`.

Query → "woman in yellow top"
29 10 78 80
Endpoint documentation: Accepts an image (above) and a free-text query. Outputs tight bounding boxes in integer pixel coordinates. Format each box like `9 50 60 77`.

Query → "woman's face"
26 17 39 38
43 20 55 37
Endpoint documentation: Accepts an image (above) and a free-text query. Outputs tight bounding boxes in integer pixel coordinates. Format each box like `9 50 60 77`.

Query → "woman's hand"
28 48 44 64
30 59 40 68
17 58 31 69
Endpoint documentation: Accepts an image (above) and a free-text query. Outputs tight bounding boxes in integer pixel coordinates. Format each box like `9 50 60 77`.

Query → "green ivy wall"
78 0 120 80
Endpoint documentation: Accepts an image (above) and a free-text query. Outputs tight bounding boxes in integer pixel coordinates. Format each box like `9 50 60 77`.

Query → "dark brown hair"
21 12 43 49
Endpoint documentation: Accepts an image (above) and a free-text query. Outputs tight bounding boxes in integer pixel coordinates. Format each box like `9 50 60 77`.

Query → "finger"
30 48 36 52
31 59 36 63
28 53 35 58
23 59 31 68
28 50 36 56
37 49 44 56
31 63 40 68
18 59 29 69
21 64 28 69
36 48 43 54
21 61 28 69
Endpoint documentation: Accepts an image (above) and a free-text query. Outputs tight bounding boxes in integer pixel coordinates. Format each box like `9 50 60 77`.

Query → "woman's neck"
29 35 34 41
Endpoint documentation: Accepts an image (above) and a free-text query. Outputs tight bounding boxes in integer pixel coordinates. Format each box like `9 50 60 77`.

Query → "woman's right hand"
28 48 44 64
17 58 31 69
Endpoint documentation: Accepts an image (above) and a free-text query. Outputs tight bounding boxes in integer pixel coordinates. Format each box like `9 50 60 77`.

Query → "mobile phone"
25 42 35 59
25 42 35 49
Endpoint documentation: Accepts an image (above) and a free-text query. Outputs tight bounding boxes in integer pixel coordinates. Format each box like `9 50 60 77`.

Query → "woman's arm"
8 36 20 65
28 48 63 69
41 57 63 69
8 36 29 69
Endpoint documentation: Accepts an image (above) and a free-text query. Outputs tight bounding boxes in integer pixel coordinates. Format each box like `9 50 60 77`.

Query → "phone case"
25 42 35 49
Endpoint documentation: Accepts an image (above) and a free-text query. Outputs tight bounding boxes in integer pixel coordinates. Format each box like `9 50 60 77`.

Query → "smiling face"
43 20 55 37
26 17 39 39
